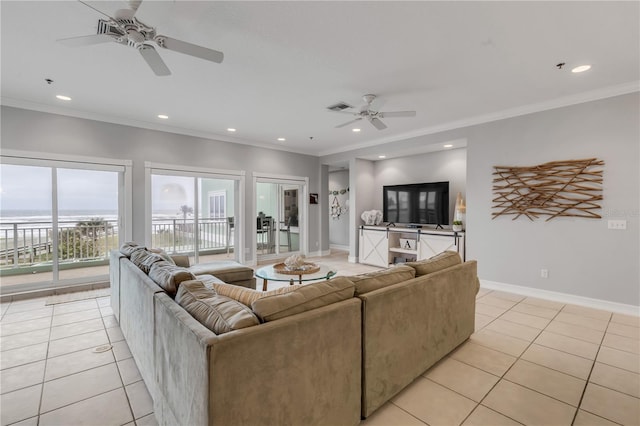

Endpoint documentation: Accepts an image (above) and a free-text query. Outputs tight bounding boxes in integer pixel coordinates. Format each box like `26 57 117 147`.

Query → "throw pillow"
130 249 165 274
148 260 196 296
119 242 146 257
349 265 416 295
251 277 355 322
212 282 302 307
176 280 259 334
148 248 176 265
405 251 462 277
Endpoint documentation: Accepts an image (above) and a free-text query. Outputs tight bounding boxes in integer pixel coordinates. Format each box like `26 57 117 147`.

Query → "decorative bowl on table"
274 255 320 275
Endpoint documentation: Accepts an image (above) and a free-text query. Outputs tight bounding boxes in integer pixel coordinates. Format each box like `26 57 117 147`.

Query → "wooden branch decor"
492 158 604 221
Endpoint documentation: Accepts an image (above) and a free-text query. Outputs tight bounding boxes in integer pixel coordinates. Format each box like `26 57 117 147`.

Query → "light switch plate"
608 220 627 230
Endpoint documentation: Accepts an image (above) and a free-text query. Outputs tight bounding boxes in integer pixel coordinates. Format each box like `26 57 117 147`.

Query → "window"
0 152 130 293
208 191 226 219
146 163 243 264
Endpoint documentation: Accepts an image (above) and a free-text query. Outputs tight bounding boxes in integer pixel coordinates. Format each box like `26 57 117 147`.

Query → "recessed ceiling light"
277 137 286 141
157 114 169 119
227 128 236 132
56 95 71 101
378 155 386 159
352 128 361 132
571 65 591 73
443 144 453 148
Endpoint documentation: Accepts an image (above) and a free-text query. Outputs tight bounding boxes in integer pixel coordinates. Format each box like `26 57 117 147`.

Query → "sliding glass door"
148 166 242 264
0 157 127 293
255 178 305 260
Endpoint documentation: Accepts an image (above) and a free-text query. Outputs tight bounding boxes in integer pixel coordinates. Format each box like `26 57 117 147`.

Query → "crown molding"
3 80 638 159
0 97 318 157
318 80 640 157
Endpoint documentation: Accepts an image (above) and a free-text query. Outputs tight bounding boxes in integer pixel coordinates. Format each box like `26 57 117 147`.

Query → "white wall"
329 170 350 247
372 148 467 224
0 106 323 264
466 93 639 306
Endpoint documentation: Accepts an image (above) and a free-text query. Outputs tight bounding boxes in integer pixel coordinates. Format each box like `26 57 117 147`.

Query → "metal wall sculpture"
492 158 604 221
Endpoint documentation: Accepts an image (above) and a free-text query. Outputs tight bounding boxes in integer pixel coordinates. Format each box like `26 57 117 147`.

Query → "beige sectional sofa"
109 244 478 425
351 252 479 417
110 245 362 426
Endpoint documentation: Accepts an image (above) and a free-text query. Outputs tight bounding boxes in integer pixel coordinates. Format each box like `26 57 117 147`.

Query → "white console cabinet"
359 226 465 267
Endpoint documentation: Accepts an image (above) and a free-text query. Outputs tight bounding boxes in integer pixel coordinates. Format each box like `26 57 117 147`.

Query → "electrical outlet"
608 220 627 230
540 269 549 279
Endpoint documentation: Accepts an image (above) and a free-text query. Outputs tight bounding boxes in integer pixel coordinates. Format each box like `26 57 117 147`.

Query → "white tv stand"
358 225 465 268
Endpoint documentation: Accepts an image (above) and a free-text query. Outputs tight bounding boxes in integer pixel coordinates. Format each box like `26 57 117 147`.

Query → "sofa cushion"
175 280 259 334
129 249 166 274
119 242 146 258
349 265 416 296
251 277 355 322
212 282 302 307
149 261 196 296
188 260 254 283
406 251 462 277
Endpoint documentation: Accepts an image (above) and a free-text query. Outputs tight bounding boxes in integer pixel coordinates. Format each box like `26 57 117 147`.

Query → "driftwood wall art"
492 158 604 221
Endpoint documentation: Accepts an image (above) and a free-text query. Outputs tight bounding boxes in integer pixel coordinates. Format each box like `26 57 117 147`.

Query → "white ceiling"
1 1 638 158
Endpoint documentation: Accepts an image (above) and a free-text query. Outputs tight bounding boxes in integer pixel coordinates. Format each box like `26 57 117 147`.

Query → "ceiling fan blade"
57 34 114 47
335 118 363 129
139 45 171 76
369 117 387 130
155 36 224 63
378 111 416 118
128 0 143 12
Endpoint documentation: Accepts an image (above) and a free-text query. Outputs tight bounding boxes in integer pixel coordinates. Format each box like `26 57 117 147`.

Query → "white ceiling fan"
57 0 224 76
332 94 416 130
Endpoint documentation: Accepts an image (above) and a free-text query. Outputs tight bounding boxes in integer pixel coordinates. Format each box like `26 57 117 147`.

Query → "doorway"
254 176 306 261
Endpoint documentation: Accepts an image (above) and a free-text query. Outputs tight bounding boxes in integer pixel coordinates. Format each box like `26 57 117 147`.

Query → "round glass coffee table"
255 263 337 291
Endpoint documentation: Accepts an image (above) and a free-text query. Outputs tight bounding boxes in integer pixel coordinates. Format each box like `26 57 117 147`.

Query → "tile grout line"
36 306 54 426
104 311 138 424
569 311 614 425
456 294 576 424
457 297 566 425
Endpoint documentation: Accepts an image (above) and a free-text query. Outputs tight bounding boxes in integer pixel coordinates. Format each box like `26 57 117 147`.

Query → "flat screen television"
383 182 449 226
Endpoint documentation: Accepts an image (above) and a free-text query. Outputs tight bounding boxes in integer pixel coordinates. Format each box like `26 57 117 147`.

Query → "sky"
0 164 118 212
0 164 198 215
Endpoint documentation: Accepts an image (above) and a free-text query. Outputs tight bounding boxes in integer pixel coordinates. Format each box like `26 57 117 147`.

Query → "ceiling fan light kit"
58 1 224 76
331 94 416 130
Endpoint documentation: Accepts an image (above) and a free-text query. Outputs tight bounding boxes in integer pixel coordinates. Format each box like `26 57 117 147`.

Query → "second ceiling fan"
333 94 416 130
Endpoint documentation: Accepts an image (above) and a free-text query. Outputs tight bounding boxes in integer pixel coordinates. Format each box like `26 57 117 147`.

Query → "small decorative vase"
452 224 463 232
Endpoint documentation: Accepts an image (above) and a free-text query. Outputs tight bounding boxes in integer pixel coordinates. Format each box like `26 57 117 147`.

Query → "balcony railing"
0 218 233 271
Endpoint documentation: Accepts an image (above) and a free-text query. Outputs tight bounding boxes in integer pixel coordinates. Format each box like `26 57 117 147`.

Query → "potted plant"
452 220 463 232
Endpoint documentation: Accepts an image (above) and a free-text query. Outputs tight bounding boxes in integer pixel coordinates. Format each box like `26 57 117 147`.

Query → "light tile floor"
1 252 639 426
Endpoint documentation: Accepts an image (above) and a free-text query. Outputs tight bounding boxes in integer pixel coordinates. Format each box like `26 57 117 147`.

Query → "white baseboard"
307 249 331 258
481 280 640 317
348 256 358 264
329 244 350 252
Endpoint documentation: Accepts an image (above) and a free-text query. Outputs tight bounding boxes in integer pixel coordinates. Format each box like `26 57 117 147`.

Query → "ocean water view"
0 209 119 223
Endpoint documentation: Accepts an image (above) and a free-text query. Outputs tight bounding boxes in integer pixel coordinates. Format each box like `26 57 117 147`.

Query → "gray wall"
0 106 322 263
329 170 350 247
322 92 639 306
466 93 639 305
372 148 467 224
349 158 375 262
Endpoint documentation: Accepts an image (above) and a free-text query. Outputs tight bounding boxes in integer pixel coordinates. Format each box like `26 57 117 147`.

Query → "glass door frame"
253 172 308 263
0 149 132 294
145 162 246 264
